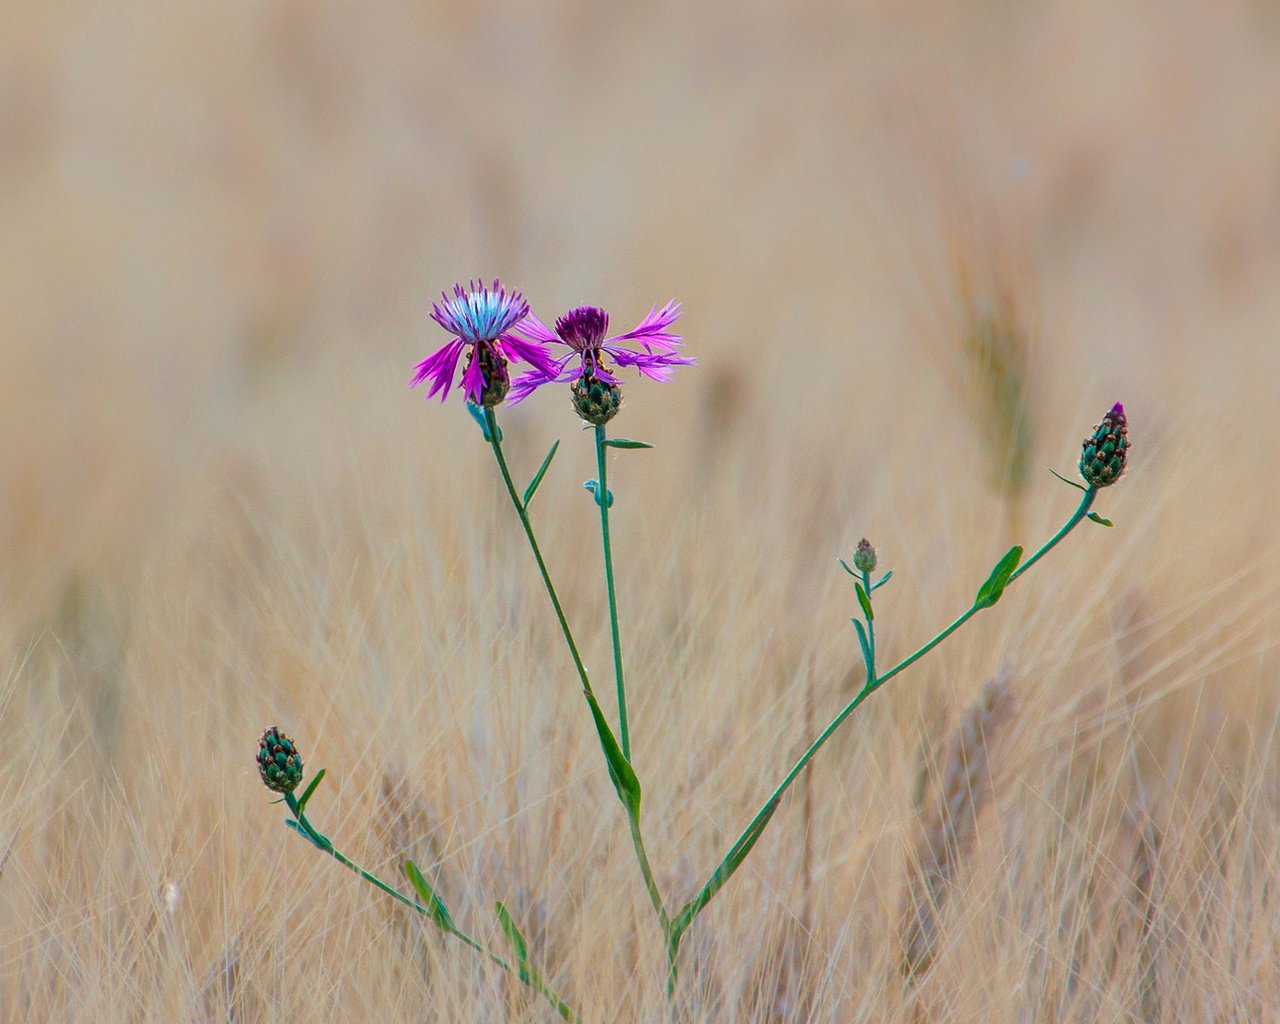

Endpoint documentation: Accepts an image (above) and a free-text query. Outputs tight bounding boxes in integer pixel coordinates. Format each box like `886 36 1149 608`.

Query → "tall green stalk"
594 424 631 761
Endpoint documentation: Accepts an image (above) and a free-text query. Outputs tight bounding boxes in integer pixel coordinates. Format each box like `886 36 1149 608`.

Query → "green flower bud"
1079 402 1129 488
257 726 304 794
853 538 878 574
571 374 622 425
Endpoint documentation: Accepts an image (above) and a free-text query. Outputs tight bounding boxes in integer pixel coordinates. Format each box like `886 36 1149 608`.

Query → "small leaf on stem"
522 440 560 508
295 768 326 815
974 545 1024 609
872 569 894 591
853 618 873 677
496 902 532 983
603 438 653 449
404 860 456 932
584 691 641 818
1048 467 1087 492
855 581 874 622
1087 512 1113 527
583 480 614 508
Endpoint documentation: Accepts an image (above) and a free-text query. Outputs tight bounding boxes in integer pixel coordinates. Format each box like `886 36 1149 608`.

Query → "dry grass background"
3 1 1280 1021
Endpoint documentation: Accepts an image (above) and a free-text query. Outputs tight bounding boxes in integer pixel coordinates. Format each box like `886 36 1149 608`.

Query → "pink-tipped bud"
1079 402 1129 488
853 538 878 574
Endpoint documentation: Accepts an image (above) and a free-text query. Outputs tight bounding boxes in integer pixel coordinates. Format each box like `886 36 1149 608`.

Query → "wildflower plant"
258 278 1128 1021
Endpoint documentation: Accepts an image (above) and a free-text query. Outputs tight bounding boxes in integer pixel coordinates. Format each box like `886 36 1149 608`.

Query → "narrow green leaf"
522 440 560 507
671 796 781 942
495 902 531 982
1087 512 1113 527
1048 467 1087 492
852 618 872 677
584 691 641 818
974 545 1024 609
871 569 894 591
404 859 456 932
838 558 857 578
295 768 326 815
602 438 653 449
854 581 874 622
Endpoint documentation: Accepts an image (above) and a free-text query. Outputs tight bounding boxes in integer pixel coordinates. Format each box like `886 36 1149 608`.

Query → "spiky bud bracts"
258 726 304 793
1080 402 1129 488
571 374 622 425
853 538 878 574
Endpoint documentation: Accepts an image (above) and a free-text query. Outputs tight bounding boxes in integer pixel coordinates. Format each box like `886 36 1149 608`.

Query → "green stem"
629 811 671 934
669 488 1098 955
594 424 631 761
286 798 583 1023
861 568 876 681
484 408 670 942
483 408 596 700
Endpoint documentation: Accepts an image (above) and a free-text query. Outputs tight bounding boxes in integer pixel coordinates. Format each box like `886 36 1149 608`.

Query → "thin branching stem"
668 487 1098 959
283 796 583 1023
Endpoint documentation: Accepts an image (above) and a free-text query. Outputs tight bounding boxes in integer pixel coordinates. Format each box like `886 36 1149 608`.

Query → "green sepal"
1048 467 1088 492
854 581 874 622
294 768 326 816
495 902 532 983
871 570 894 591
404 859 456 932
583 480 614 509
1087 512 1113 527
522 440 560 508
853 618 873 677
602 438 652 450
467 402 501 442
584 690 641 819
974 545 1024 609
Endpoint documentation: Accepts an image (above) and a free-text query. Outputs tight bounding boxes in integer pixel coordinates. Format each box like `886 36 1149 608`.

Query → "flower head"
508 300 694 404
853 538 878 574
410 279 556 406
1079 401 1129 488
258 726 304 794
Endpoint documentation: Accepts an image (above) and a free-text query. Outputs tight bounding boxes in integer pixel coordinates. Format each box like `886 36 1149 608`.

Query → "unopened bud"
257 726 304 794
853 538 878 573
1079 402 1129 488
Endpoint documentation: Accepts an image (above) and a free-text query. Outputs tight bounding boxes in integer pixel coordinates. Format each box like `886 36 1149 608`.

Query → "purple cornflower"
410 279 557 405
508 301 694 403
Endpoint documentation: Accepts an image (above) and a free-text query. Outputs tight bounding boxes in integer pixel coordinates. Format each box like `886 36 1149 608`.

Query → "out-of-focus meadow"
3 2 1279 1020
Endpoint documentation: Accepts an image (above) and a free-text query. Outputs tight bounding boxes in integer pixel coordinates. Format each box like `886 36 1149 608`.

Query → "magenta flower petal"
513 312 559 345
461 348 487 404
607 301 683 349
498 331 559 378
409 339 466 402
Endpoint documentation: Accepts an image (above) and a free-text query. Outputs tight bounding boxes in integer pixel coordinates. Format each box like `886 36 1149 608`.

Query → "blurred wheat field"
3 1 1280 1021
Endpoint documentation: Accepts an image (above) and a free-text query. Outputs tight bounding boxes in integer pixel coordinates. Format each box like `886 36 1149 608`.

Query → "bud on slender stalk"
258 726 304 793
1080 402 1129 488
853 538 878 574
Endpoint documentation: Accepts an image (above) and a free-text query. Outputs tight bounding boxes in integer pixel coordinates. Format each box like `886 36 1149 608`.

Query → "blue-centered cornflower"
507 301 694 404
410 279 557 406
